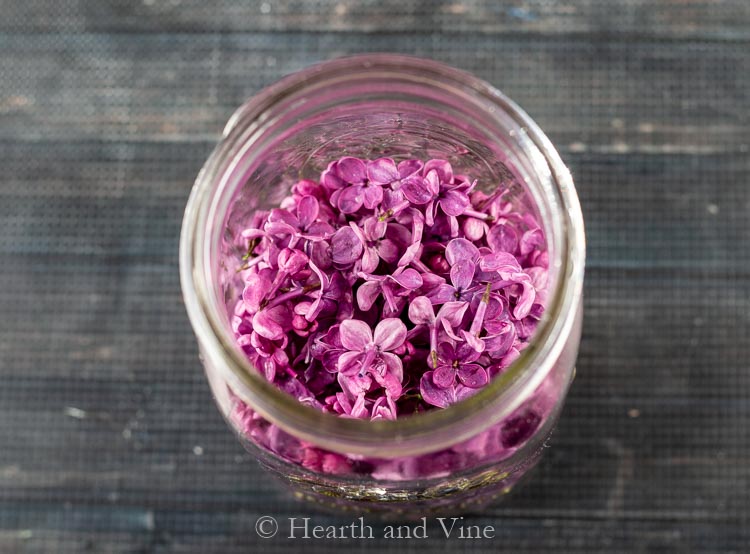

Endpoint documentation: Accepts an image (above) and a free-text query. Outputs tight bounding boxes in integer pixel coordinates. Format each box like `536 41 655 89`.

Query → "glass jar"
180 54 585 515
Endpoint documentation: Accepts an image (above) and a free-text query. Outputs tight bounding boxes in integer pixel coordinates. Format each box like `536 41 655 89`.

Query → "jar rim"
180 54 585 457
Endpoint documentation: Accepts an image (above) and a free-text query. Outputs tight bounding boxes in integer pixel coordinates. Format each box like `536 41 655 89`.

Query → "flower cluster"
232 157 548 419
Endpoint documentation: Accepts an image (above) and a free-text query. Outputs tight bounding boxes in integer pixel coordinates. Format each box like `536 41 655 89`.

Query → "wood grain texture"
0 0 749 40
0 1 749 552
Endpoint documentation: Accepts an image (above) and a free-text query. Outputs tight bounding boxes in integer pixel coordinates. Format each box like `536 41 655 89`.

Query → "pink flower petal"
362 184 384 209
436 301 469 327
440 190 471 216
401 175 433 205
373 318 407 352
397 159 423 179
337 351 365 376
408 296 435 325
457 364 488 388
450 262 475 291
366 158 399 184
445 238 480 266
520 228 545 256
487 223 519 253
424 159 454 184
419 372 454 408
364 217 387 240
252 305 290 341
356 281 381 311
297 195 319 229
242 272 271 312
339 319 373 351
428 283 459 304
336 156 367 184
432 364 456 389
479 251 521 273
388 268 423 290
513 281 536 319
337 185 364 213
331 226 363 265
377 238 400 264
379 352 404 384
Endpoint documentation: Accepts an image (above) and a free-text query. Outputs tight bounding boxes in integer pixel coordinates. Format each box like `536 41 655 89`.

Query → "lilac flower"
233 155 549 421
419 372 479 409
356 267 423 313
427 238 481 304
431 342 488 389
400 160 476 234
348 218 407 274
264 196 333 249
331 157 398 213
337 318 407 398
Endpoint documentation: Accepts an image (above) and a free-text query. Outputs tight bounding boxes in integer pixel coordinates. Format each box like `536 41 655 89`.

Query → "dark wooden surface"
1 1 748 552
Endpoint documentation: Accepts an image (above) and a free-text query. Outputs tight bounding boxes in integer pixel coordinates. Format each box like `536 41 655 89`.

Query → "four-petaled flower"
337 318 407 399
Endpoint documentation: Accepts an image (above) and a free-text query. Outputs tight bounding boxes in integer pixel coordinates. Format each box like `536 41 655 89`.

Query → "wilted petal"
337 185 364 213
336 156 367 183
339 319 373 351
331 226 363 265
440 190 470 216
450 262 475 291
457 364 488 388
445 238 480 266
487 223 519 253
367 158 399 184
408 296 435 325
373 318 407 352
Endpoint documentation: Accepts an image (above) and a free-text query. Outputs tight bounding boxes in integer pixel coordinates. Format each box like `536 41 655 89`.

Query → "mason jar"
180 54 585 515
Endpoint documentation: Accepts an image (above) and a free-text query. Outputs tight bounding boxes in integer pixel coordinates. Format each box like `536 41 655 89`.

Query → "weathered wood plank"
1 34 748 148
0 0 749 40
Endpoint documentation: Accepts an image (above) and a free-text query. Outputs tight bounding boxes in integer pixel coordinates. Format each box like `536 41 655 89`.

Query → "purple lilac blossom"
232 157 548 419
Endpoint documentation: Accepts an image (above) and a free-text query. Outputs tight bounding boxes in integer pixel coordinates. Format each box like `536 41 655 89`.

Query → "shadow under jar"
180 54 585 516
